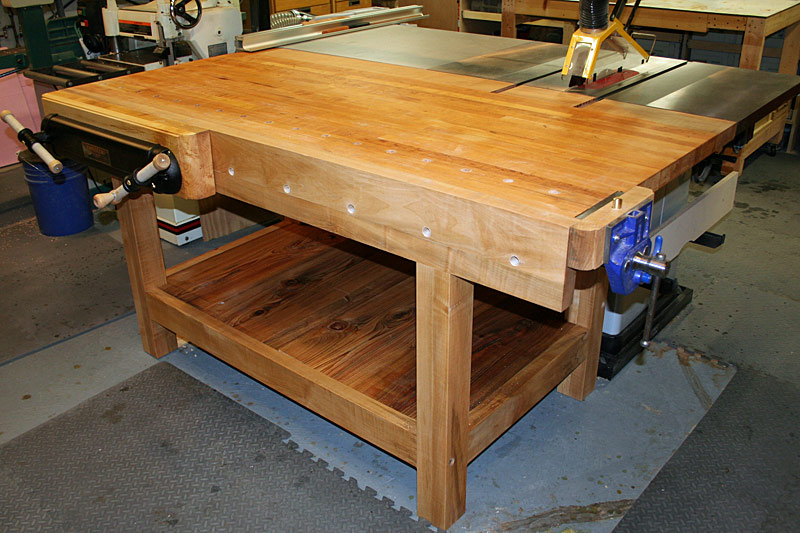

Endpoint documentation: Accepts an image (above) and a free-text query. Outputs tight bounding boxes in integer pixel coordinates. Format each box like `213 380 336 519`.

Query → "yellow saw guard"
561 18 650 82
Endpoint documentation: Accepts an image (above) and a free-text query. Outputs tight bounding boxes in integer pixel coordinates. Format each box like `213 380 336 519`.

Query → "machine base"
156 217 203 246
598 280 693 379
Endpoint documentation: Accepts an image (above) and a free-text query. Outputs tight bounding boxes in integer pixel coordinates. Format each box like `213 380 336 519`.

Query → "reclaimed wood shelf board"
147 221 587 464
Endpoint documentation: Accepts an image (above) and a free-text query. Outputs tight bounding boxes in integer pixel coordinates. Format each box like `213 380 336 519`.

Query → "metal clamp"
604 202 671 348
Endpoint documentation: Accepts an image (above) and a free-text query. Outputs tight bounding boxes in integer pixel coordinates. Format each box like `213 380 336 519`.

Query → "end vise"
606 202 655 295
605 201 671 347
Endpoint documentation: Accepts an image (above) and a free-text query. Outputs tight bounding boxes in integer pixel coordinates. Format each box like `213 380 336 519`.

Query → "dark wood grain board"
163 221 580 418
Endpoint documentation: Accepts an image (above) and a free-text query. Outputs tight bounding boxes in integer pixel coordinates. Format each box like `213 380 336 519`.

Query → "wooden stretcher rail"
147 221 587 465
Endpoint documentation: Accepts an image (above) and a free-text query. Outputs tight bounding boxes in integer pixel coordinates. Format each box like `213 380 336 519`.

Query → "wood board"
536 0 800 18
512 0 800 33
42 48 733 213
163 221 580 419
153 221 586 464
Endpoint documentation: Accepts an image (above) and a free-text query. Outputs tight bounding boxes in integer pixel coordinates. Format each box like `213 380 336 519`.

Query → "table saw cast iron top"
290 26 800 135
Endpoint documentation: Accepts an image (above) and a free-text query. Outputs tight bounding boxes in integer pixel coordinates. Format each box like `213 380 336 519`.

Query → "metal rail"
236 5 427 52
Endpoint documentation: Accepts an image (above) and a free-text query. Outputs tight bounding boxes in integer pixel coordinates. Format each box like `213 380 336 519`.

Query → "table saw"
32 19 800 530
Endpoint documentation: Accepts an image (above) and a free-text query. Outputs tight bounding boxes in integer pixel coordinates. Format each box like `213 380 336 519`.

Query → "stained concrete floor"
658 154 800 381
1 150 798 530
0 164 260 365
615 152 800 530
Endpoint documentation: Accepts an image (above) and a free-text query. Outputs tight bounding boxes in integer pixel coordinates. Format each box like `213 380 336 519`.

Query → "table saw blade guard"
561 0 650 86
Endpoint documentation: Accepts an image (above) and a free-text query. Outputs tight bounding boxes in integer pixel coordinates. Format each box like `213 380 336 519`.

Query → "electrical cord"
47 0 76 20
0 68 21 79
86 168 111 196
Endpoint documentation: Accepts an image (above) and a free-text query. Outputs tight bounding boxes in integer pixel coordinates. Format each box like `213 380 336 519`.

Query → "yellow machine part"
561 18 650 81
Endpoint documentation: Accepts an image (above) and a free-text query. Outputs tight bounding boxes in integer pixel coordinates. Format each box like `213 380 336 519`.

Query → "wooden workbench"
42 47 734 529
497 0 800 71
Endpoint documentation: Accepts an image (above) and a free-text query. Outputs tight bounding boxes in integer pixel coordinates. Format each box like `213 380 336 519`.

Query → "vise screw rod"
637 250 668 348
93 153 172 208
1 110 63 174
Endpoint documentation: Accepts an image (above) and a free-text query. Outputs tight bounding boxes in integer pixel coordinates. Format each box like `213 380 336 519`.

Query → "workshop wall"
690 30 785 72
1 7 21 50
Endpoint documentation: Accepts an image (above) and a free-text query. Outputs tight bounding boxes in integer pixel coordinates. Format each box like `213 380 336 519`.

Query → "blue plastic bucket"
21 150 93 237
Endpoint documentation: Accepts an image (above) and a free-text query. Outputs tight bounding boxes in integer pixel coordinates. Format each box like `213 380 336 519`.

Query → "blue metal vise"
606 201 658 295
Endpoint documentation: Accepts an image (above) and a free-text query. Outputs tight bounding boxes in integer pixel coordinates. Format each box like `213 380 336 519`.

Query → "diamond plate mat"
0 362 432 532
167 341 736 532
614 368 800 531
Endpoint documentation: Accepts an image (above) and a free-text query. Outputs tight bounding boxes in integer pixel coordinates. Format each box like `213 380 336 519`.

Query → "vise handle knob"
1 110 64 174
631 252 668 278
93 153 172 208
93 186 130 209
136 153 172 183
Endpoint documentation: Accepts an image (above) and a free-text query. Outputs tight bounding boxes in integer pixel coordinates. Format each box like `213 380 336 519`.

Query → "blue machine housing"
606 202 653 295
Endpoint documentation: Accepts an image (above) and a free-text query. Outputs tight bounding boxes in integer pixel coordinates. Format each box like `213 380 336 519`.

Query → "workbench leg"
725 155 746 176
558 268 608 401
779 22 800 152
501 0 516 38
562 21 576 45
779 21 800 74
115 183 177 357
416 264 473 531
739 17 766 70
786 103 800 153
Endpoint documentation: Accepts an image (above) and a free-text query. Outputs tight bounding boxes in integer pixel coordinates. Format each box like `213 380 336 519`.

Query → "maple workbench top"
42 46 735 310
43 47 734 215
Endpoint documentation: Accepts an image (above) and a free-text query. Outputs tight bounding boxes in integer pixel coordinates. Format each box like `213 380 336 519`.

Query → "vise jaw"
606 202 659 295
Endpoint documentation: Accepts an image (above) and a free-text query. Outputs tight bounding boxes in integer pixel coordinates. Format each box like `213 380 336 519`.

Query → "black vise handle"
624 0 643 34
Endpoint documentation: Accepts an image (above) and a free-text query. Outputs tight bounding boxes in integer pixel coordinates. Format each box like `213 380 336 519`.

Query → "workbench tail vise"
605 200 670 347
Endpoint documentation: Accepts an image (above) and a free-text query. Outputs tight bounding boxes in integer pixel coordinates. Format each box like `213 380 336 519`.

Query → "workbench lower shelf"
146 220 587 466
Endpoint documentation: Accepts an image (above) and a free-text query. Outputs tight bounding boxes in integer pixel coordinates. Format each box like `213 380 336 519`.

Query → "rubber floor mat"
615 368 800 531
0 362 431 532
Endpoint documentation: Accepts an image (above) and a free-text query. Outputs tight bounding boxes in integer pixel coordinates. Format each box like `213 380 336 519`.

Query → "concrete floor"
1 150 798 530
614 151 800 531
659 153 800 382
